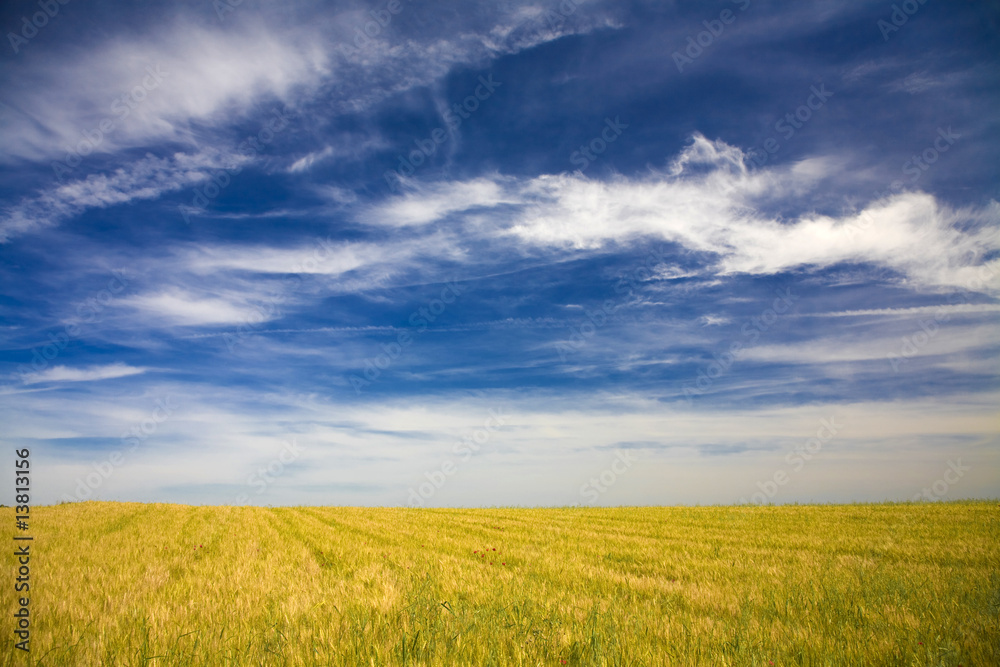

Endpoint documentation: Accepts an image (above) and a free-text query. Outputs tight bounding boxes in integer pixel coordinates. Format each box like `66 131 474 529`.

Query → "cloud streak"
20 363 147 385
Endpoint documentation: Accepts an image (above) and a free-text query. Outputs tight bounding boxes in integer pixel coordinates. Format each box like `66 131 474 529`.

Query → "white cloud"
0 3 618 165
0 21 328 163
112 232 458 331
21 363 147 385
741 322 1000 366
815 304 1000 318
358 134 1000 292
314 185 359 205
175 233 455 284
362 178 512 226
288 147 336 173
0 151 241 241
888 71 947 94
0 3 622 242
286 133 390 173
120 289 267 326
182 241 368 276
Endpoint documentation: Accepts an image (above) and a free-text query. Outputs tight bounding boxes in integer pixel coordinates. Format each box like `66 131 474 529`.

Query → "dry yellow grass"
2 501 998 665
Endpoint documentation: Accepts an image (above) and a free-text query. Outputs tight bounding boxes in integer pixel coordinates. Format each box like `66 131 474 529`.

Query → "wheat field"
2 501 997 666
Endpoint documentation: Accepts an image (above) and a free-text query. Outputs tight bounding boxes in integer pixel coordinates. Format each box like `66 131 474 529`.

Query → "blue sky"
1 0 997 507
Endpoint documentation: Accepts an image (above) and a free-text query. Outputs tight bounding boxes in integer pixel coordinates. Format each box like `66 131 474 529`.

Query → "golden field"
2 501 998 666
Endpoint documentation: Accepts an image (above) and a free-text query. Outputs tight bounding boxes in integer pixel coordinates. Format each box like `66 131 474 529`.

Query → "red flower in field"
918 642 923 645
492 548 496 551
502 563 506 565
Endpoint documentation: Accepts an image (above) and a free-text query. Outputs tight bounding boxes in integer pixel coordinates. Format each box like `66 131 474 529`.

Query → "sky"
0 0 997 508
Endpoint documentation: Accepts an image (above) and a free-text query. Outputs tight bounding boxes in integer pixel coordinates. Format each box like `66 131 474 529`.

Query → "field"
3 502 998 666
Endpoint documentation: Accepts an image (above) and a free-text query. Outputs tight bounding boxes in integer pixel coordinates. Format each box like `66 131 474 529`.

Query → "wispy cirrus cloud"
118 289 270 327
0 22 329 164
0 2 622 244
0 150 243 241
286 133 391 173
0 0 620 162
20 363 147 385
362 177 512 227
